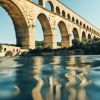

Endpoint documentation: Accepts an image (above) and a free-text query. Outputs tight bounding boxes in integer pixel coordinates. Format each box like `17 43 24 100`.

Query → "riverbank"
21 48 84 56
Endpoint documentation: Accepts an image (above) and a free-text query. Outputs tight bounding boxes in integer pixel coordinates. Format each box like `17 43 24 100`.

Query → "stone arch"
58 21 70 48
45 1 54 11
80 21 82 26
87 26 89 30
67 13 71 20
72 27 79 39
83 24 86 28
62 10 66 17
36 13 53 48
56 6 60 15
88 34 91 40
72 17 75 22
82 31 86 41
76 19 79 24
0 0 29 49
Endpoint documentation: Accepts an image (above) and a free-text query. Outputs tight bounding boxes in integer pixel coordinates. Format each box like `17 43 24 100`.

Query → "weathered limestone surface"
0 0 100 49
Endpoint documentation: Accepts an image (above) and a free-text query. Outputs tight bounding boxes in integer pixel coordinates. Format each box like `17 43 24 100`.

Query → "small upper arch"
76 19 79 24
83 24 86 28
87 26 89 30
72 17 75 22
62 10 66 17
56 6 60 15
67 13 71 20
80 21 82 26
44 1 54 11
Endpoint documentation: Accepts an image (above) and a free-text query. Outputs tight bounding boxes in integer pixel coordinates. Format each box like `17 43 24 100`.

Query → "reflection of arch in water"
14 57 37 100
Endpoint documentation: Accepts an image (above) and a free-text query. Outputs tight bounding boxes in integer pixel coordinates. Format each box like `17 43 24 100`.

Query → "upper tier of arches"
31 0 100 37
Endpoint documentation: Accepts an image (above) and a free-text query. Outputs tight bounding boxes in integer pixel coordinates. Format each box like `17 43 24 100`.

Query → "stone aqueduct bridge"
0 0 100 49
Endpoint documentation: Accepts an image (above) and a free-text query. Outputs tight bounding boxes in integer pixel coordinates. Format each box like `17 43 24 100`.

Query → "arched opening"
0 1 28 48
88 34 91 40
72 17 75 22
82 31 86 42
87 26 89 30
80 21 82 26
83 24 86 28
0 6 16 44
32 0 43 6
72 28 79 39
45 1 54 11
76 19 79 24
58 21 70 48
35 19 44 48
56 27 62 48
35 13 53 48
67 13 71 20
56 6 60 15
62 10 66 17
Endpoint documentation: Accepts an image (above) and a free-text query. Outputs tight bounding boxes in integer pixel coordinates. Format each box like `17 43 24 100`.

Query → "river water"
0 56 100 100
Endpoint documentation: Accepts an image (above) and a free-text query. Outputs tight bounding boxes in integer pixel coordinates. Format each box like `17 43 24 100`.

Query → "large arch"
82 31 86 42
72 27 79 39
35 13 53 48
58 21 70 48
0 0 29 48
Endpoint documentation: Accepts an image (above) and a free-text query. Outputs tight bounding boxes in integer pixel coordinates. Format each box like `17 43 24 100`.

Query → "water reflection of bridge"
11 56 92 100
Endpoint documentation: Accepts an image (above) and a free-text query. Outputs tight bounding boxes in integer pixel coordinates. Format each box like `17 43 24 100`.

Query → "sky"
0 0 100 44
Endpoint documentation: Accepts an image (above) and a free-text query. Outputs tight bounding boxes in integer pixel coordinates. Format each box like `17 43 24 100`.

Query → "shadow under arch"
72 27 79 40
35 13 53 48
58 21 70 48
0 0 29 48
82 31 86 42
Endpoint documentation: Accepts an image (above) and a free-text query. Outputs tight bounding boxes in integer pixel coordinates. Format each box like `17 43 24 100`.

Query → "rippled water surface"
0 56 100 100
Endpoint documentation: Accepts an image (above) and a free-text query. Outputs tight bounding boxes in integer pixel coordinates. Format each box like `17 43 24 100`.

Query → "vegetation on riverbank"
68 38 100 54
22 38 100 56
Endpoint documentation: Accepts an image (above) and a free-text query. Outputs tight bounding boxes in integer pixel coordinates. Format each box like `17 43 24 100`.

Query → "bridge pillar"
44 28 57 49
61 34 70 48
28 25 35 49
51 28 57 49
